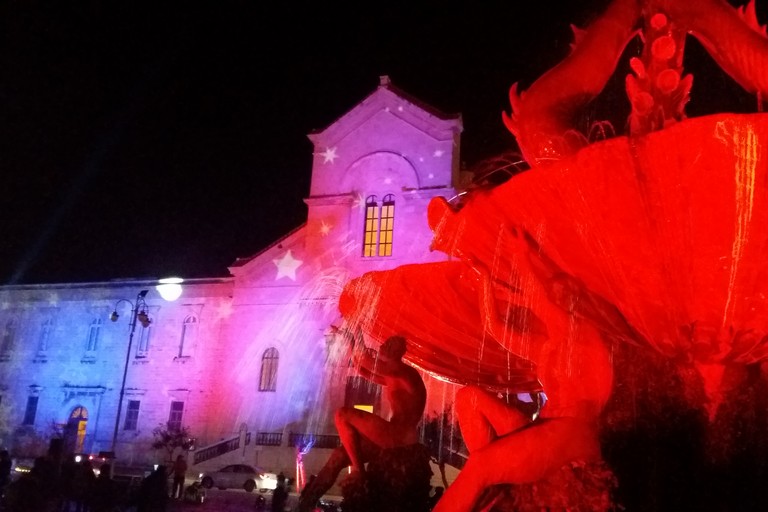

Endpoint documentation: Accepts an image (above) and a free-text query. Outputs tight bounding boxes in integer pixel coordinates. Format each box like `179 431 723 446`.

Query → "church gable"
307 76 462 199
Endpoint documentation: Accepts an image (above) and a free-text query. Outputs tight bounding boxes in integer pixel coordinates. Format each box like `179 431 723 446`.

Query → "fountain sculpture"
336 0 768 509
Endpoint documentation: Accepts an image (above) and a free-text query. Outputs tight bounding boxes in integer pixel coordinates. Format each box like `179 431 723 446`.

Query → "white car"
199 464 277 493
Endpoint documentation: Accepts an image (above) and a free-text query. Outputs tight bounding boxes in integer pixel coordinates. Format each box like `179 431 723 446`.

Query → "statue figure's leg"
298 445 349 512
455 385 533 453
334 406 401 472
298 436 379 512
433 417 601 512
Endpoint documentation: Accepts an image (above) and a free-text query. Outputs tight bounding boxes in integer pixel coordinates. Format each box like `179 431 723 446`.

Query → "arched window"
379 193 395 256
259 348 279 392
68 406 88 453
178 316 198 358
362 194 395 257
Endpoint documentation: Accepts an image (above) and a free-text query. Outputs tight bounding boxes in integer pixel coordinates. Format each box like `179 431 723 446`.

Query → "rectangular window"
178 316 198 358
168 401 184 431
136 325 151 358
124 400 140 431
344 376 380 413
1 320 16 361
86 319 101 352
23 396 39 425
37 320 52 355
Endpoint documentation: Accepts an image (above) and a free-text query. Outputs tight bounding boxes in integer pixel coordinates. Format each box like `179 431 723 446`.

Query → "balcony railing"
255 432 283 446
289 432 341 450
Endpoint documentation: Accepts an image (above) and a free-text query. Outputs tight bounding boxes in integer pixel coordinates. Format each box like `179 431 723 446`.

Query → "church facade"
0 76 466 479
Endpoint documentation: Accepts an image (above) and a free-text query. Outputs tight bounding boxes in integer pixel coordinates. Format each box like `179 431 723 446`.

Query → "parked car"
199 464 277 492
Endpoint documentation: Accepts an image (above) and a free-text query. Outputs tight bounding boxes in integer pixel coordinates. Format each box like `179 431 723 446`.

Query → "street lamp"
109 289 151 455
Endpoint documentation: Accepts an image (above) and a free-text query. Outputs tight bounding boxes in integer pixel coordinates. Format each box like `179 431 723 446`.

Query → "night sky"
1 1 763 285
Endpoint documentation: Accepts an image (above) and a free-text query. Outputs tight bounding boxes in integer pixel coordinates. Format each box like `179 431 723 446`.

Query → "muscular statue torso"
383 363 427 428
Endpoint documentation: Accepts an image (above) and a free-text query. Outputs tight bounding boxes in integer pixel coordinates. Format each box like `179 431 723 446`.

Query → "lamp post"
109 289 152 455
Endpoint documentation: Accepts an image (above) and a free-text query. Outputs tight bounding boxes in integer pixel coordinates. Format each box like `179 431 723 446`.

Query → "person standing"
0 449 11 491
171 455 187 499
271 472 288 512
137 465 169 512
89 463 118 512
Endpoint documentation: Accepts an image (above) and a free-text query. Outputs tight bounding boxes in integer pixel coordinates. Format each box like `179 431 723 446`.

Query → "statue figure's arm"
353 347 390 386
504 0 642 164
650 0 768 97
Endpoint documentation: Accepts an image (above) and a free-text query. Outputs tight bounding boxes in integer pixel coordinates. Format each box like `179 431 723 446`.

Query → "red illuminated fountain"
339 0 768 510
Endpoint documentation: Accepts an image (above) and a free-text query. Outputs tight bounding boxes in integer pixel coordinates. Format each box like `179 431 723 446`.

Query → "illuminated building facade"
0 76 464 477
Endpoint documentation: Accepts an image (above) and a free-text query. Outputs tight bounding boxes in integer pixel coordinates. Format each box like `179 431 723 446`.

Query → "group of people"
0 447 193 512
1 454 121 512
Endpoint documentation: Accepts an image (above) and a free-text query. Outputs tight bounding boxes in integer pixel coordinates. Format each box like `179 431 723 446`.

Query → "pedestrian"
71 459 96 512
0 449 11 492
171 455 187 499
57 455 79 512
3 456 48 512
271 472 288 512
137 465 169 512
89 463 118 512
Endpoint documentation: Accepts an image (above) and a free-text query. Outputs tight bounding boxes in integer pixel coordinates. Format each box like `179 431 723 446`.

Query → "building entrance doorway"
64 406 88 454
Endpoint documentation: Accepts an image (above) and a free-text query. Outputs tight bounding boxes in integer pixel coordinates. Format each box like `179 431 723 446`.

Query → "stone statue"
299 332 431 512
339 0 768 508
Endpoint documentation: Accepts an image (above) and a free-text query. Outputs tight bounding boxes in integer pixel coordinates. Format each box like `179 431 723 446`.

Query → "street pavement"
167 488 291 511
167 488 335 512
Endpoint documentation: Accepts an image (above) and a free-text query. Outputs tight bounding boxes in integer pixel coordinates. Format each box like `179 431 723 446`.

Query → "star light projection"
319 147 338 164
273 250 303 281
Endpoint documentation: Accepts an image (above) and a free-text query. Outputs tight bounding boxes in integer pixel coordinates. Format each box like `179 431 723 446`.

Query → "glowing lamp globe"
156 277 183 302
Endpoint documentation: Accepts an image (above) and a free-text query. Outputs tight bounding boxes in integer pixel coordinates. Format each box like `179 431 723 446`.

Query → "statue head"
380 335 407 361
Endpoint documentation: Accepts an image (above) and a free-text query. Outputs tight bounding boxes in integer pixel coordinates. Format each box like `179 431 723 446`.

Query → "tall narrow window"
86 319 102 352
167 401 184 431
362 194 395 257
124 400 140 431
136 321 152 358
1 320 16 361
37 319 53 357
23 396 39 425
259 348 279 392
178 316 198 358
378 194 395 256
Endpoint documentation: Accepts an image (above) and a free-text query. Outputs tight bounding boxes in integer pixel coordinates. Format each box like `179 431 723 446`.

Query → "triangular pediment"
308 75 462 147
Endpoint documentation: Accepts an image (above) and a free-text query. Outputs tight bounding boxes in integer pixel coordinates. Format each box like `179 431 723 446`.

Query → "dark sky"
1 1 763 285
